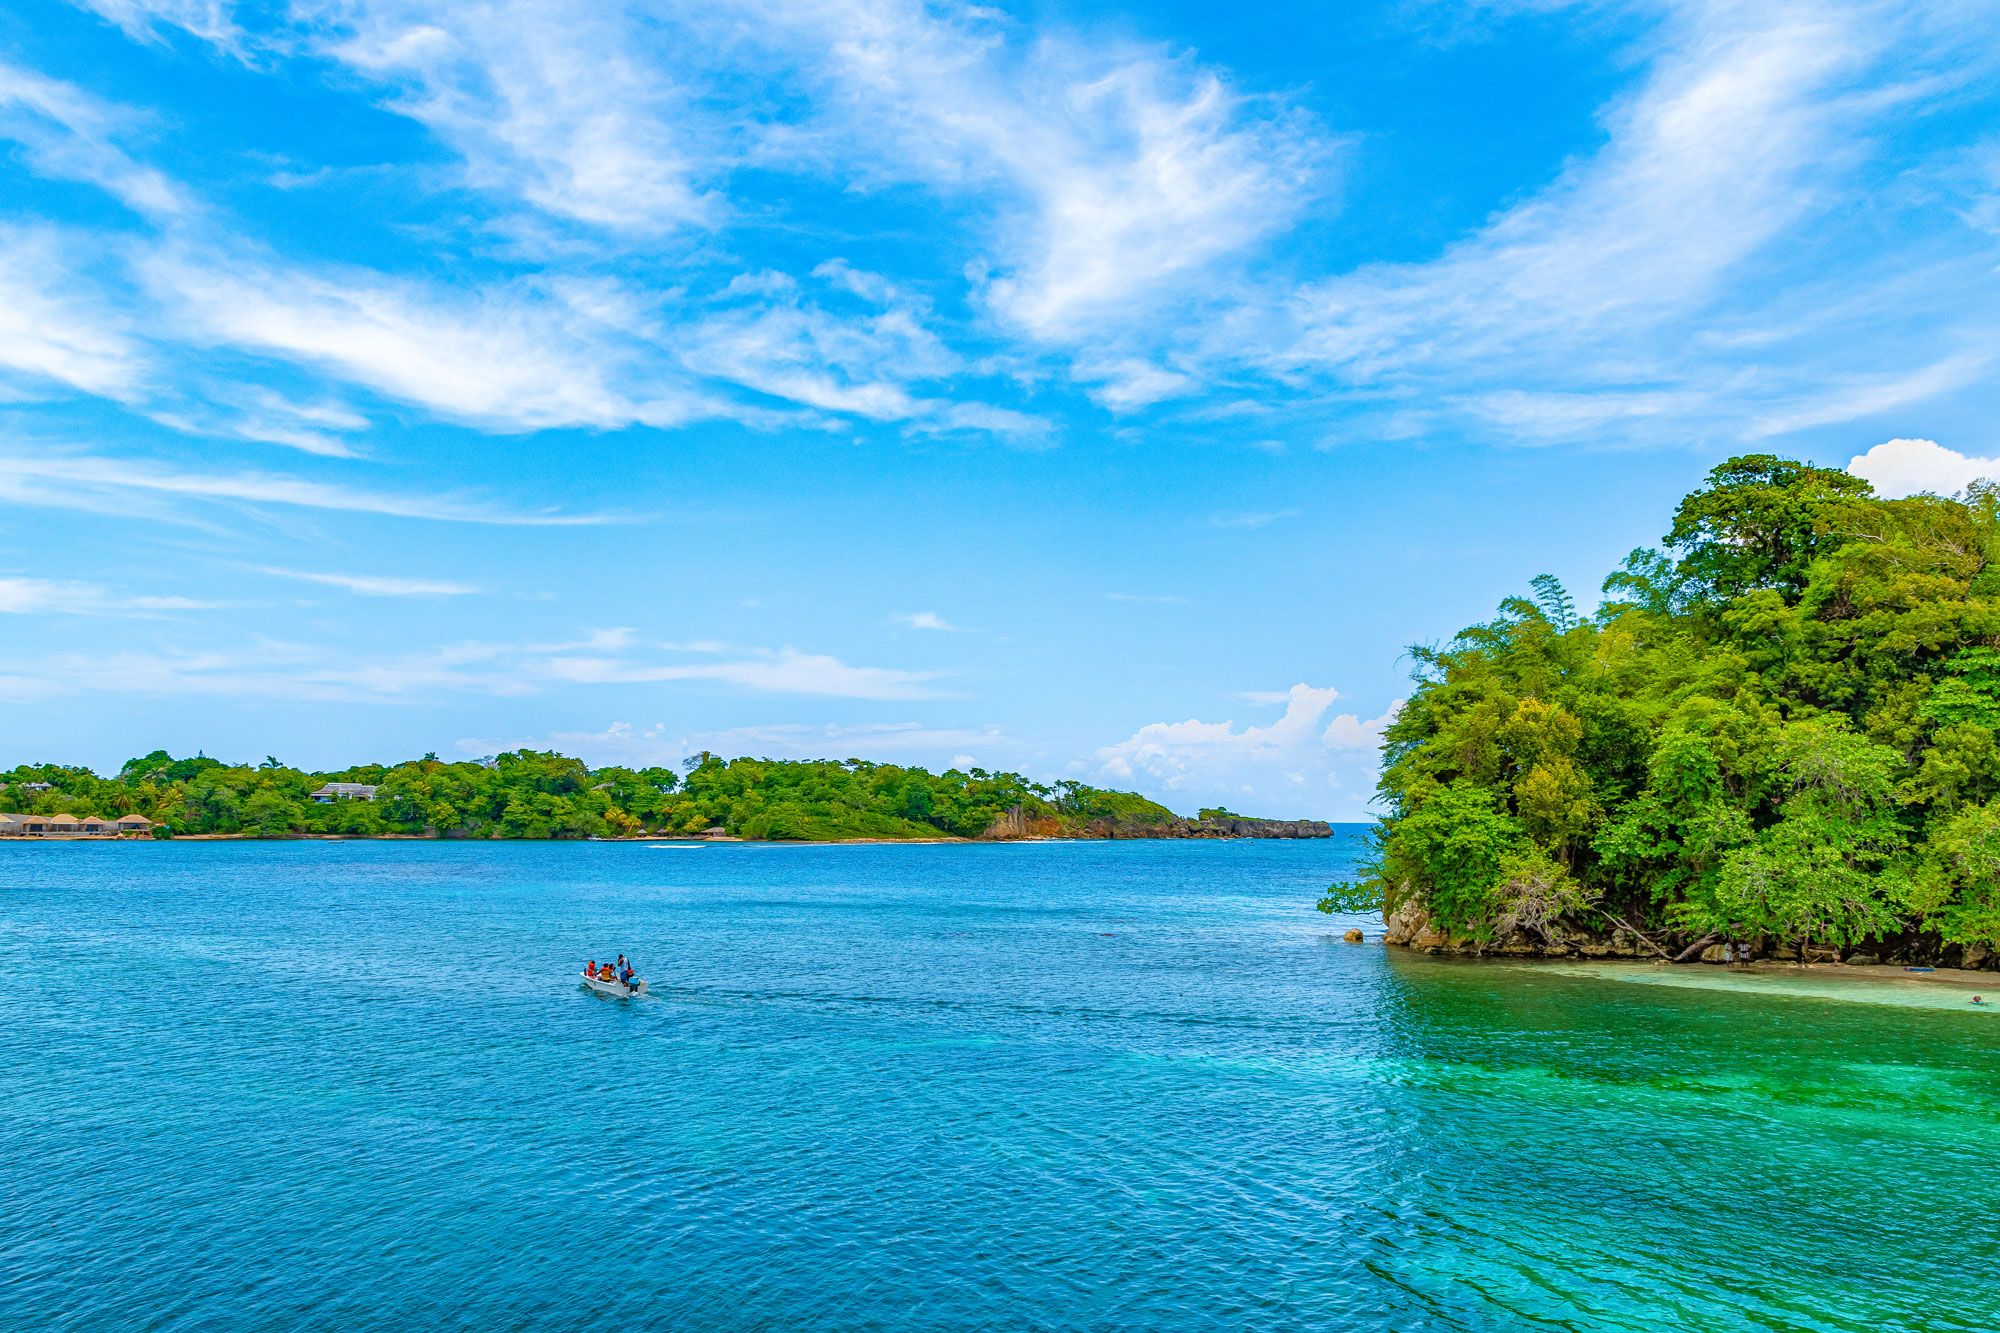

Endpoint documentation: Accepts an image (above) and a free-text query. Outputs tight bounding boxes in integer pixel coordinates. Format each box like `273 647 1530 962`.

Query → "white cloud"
1323 701 1402 751
1261 1 1998 445
260 568 479 597
0 59 192 218
143 246 713 432
538 646 942 700
1848 437 2000 497
303 0 716 236
0 227 141 399
452 718 1008 767
1208 508 1299 530
1096 683 1339 782
1092 682 1391 816
895 611 957 631
737 0 1330 340
0 450 604 525
0 576 215 616
71 0 242 51
1076 357 1195 412
0 628 941 704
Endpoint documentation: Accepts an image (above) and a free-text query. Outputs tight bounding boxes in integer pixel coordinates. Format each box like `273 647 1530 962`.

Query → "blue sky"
3 0 1999 818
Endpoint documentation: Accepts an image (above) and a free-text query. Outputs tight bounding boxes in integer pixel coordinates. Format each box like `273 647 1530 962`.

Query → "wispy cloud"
0 226 141 399
0 575 216 616
1208 508 1298 530
306 0 717 236
260 568 480 597
0 59 192 218
540 646 943 700
894 611 957 631
0 450 605 525
454 718 1008 767
0 628 943 704
1256 0 2000 444
142 246 716 432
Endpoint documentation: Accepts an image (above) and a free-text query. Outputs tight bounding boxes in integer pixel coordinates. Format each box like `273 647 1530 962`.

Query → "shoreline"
1392 948 2000 997
5 831 1323 846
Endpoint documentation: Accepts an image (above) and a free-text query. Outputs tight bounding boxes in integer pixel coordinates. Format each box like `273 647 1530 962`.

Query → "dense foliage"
0 750 1180 842
1326 455 2000 957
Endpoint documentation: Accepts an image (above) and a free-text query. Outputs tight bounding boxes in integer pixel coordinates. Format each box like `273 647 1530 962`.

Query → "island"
1323 454 2000 972
0 750 1330 843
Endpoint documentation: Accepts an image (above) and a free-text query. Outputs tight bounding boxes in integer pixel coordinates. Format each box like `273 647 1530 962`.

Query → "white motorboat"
580 971 649 997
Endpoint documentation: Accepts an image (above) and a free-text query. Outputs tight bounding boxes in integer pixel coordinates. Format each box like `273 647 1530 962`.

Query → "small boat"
580 971 649 997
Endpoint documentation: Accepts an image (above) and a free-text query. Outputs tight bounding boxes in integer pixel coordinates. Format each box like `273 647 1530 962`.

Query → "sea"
3 836 1996 1331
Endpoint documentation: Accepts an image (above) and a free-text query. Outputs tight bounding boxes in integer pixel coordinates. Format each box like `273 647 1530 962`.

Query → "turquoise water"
4 838 1998 1331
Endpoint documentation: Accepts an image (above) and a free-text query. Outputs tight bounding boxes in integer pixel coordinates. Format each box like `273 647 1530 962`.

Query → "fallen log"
1670 933 1720 965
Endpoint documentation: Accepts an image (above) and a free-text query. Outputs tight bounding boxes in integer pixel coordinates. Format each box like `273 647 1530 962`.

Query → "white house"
310 783 379 803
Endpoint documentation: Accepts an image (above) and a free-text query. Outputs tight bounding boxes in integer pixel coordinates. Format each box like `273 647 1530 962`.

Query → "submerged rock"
1342 928 1365 943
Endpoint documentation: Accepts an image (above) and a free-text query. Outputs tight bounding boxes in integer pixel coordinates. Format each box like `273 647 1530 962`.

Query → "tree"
1666 454 1873 601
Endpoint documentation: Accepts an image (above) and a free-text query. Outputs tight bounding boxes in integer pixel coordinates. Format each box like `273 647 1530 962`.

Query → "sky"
2 0 1999 819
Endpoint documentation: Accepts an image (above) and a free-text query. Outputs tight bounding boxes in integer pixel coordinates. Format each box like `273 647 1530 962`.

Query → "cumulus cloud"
1323 701 1402 751
1847 438 2000 498
1090 683 1395 816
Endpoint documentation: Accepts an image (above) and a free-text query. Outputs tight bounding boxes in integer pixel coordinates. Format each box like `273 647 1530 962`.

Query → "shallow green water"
2 838 1996 1330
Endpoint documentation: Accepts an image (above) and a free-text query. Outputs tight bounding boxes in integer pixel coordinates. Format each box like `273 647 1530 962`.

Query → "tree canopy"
0 751 1186 842
1326 454 2000 958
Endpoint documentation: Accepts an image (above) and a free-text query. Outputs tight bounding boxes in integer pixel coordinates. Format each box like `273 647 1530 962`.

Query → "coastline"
6 831 1317 846
1539 956 2000 1011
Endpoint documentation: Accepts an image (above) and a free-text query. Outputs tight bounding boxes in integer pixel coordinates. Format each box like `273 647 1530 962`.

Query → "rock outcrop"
981 806 1333 841
1380 892 2000 969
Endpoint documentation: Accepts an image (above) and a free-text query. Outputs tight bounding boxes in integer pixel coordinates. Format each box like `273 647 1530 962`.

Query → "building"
310 782 379 803
0 811 156 838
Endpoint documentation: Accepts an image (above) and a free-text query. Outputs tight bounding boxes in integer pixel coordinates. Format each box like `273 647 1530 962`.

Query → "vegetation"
1324 454 2000 958
0 751 1184 842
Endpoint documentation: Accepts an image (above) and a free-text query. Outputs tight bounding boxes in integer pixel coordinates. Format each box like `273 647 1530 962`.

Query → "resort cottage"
310 782 379 803
0 811 158 838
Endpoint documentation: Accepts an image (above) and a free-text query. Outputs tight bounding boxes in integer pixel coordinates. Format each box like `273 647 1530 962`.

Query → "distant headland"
0 749 1331 843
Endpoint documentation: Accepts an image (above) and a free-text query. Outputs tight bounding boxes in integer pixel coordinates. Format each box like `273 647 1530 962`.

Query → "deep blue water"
4 837 1999 1331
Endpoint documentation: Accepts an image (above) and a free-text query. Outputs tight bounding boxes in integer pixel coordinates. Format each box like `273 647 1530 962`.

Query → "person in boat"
586 959 597 978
